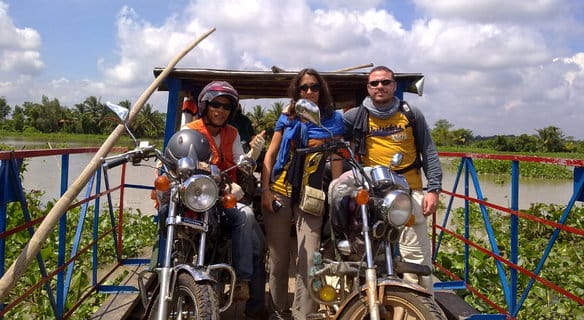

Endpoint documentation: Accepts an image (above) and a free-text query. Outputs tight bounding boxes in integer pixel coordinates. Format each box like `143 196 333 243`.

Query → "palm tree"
263 101 285 130
74 96 105 134
536 126 566 152
248 105 266 130
132 103 165 138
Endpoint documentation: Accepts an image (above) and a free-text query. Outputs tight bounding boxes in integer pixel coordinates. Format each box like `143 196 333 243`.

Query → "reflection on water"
1 138 87 149
440 168 577 210
15 153 157 215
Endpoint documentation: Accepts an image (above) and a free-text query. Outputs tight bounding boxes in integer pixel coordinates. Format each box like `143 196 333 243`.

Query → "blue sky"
1 0 584 138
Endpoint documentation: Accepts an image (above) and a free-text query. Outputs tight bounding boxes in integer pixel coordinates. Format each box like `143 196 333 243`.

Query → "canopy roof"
153 67 424 106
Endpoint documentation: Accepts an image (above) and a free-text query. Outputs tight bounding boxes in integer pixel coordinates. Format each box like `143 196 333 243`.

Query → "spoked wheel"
339 288 446 320
148 273 220 320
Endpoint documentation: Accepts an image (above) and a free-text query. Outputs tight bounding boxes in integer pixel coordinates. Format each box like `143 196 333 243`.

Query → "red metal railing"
433 152 584 319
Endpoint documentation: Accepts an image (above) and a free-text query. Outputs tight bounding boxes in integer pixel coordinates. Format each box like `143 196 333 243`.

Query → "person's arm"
413 108 442 193
342 108 357 141
412 107 442 216
261 130 283 213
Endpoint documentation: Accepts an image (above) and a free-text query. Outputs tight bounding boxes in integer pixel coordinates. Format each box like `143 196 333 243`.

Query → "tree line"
430 119 584 154
0 96 165 138
1 95 582 154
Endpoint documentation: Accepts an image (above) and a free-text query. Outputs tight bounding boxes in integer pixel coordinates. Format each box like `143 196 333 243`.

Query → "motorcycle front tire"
147 272 220 320
338 287 447 320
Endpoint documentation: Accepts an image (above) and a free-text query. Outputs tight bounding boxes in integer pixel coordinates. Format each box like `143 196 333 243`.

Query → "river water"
2 139 580 214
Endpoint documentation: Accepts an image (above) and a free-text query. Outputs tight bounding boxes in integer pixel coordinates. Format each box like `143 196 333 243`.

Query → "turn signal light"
154 175 170 192
355 189 369 205
319 285 337 302
222 193 237 209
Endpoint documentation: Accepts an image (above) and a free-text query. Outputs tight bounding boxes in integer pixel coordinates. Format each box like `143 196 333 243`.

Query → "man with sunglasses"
343 66 443 294
184 81 268 319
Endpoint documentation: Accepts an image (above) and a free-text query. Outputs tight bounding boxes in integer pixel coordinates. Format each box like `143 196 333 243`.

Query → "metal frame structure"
433 153 584 319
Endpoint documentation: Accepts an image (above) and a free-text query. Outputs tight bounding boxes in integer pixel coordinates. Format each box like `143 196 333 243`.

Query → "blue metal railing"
2 148 583 319
0 147 145 319
433 152 584 319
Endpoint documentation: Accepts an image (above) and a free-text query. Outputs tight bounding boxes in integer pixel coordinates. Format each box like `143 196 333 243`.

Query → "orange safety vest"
185 119 238 182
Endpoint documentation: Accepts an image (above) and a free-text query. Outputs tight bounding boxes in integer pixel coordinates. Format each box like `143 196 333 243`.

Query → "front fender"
175 263 237 313
328 278 433 320
174 264 214 282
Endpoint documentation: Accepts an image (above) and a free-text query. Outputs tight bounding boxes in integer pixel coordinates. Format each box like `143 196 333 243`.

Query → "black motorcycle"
102 102 256 320
291 99 446 320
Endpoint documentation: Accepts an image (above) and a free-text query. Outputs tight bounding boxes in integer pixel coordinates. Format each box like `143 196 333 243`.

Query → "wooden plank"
89 263 147 320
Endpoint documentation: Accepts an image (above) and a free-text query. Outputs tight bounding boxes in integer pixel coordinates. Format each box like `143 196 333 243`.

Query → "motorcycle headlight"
379 190 412 226
180 175 219 212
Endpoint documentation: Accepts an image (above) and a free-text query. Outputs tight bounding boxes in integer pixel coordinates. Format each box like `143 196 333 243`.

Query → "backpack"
353 100 421 174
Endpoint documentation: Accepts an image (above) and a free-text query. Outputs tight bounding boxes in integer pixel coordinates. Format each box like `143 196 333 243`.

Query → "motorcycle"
291 99 446 320
102 102 256 320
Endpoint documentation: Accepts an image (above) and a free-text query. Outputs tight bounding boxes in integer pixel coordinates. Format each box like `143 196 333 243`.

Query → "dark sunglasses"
207 100 234 111
299 83 321 92
368 79 394 87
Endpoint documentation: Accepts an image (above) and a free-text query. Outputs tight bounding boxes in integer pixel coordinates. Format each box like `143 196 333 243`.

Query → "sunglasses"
207 100 234 111
299 83 321 92
368 79 395 87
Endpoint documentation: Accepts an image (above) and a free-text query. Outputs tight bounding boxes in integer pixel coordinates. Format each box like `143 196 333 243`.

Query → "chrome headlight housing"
378 190 413 226
180 175 219 212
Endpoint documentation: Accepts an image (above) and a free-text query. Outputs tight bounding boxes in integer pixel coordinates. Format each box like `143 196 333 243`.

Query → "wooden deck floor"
90 245 297 320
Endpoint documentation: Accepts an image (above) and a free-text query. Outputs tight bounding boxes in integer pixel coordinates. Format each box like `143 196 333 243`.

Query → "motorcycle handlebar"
103 155 130 169
102 144 159 169
294 139 349 156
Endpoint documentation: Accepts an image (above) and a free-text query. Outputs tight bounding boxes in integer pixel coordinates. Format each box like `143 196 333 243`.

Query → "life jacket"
185 119 238 182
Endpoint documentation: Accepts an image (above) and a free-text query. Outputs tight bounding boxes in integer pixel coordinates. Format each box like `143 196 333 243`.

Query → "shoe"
234 280 250 301
269 309 293 320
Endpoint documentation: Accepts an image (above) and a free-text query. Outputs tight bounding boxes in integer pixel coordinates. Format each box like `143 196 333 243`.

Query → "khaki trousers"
400 190 434 293
264 195 322 320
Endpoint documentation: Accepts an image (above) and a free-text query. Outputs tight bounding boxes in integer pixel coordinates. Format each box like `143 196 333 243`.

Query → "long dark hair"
287 68 334 118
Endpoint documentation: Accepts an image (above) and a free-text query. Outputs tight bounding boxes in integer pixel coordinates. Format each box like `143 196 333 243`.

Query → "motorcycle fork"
156 190 178 320
359 204 381 320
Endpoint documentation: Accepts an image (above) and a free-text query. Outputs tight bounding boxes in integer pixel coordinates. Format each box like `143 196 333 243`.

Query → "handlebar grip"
103 155 129 169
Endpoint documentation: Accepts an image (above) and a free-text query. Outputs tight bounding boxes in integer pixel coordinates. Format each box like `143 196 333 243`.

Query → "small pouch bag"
299 185 326 216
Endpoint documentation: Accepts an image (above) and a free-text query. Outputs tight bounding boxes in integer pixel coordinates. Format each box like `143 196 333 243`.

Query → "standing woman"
261 68 344 320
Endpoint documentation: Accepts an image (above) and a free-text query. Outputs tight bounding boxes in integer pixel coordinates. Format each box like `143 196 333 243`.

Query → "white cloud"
1 0 584 139
0 2 43 74
413 0 562 22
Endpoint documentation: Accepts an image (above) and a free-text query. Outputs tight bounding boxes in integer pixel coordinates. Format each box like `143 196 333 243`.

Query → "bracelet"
259 188 271 193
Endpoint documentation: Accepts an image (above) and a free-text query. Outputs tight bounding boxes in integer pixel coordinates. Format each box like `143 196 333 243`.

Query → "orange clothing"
185 119 238 182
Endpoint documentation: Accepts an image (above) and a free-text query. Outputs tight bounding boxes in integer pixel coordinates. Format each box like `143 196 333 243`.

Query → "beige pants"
400 190 434 293
263 195 322 320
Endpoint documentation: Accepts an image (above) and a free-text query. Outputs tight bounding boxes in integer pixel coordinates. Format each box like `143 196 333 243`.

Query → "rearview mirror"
295 99 333 138
106 101 129 122
106 101 137 146
295 99 321 126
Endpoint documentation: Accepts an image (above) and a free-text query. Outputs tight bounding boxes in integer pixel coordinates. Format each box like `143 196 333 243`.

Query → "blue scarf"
271 112 344 182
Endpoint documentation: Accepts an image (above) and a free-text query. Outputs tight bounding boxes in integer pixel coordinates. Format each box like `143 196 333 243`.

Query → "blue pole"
163 77 181 148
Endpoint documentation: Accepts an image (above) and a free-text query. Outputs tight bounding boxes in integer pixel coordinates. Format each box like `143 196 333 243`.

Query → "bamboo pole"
334 63 373 72
0 27 216 300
